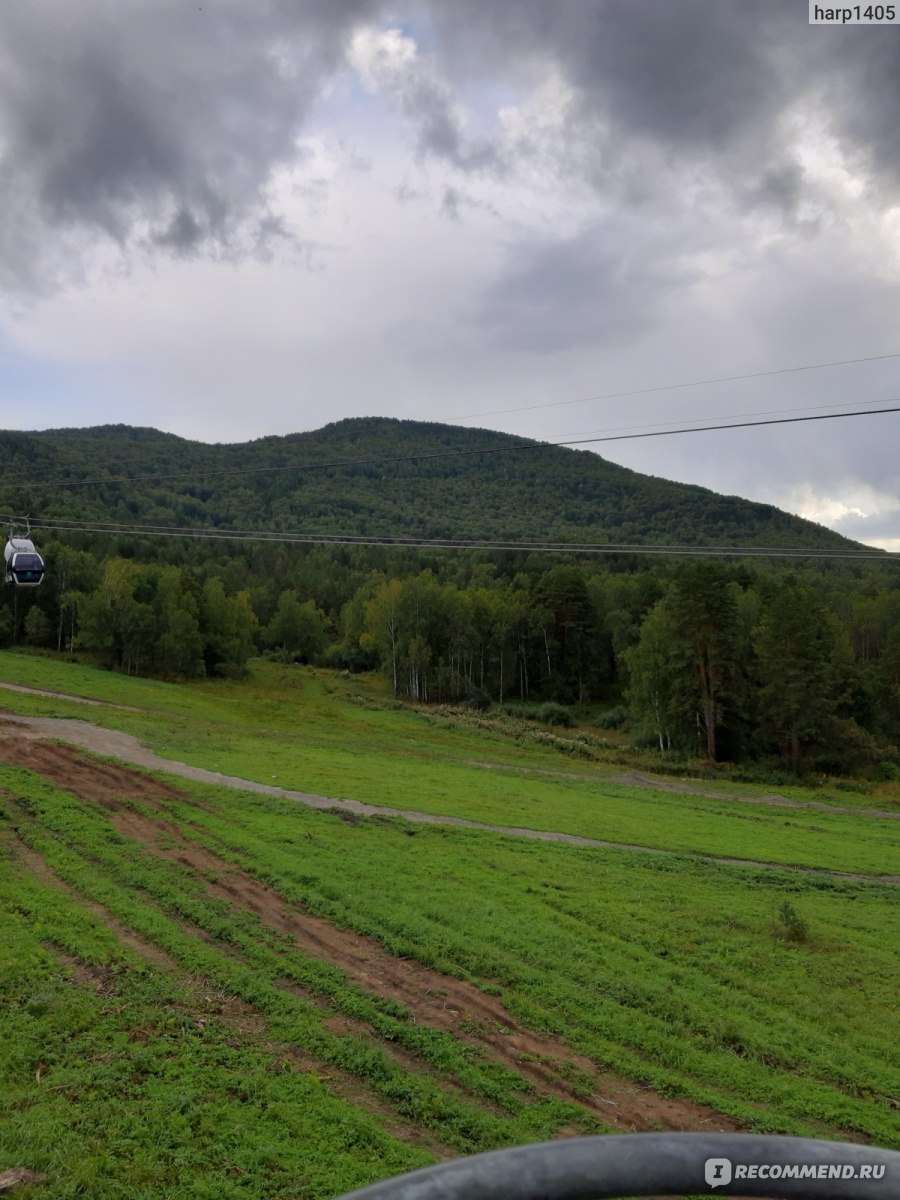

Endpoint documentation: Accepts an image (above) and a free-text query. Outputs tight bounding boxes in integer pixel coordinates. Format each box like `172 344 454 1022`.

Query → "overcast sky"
2 1 900 548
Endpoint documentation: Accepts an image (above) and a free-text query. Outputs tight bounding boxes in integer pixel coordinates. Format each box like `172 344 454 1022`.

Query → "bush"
594 705 628 730
536 702 573 728
320 640 377 672
806 719 884 775
868 760 900 782
774 900 809 944
466 687 492 711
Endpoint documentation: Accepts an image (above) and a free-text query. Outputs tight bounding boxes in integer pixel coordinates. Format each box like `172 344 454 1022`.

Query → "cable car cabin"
4 537 45 587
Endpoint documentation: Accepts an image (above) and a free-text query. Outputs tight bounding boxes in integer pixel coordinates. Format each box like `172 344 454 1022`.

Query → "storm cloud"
2 2 898 286
0 0 377 290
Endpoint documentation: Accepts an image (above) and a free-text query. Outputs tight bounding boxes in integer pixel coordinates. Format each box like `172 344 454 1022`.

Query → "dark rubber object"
335 1133 900 1199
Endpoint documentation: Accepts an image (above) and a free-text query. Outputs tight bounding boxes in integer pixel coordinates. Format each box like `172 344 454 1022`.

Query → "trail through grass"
0 653 897 877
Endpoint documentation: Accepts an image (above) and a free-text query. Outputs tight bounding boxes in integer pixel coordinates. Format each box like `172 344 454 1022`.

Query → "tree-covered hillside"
0 418 867 549
4 419 900 777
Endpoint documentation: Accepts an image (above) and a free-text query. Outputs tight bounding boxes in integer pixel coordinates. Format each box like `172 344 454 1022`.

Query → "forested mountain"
4 419 900 776
0 417 868 549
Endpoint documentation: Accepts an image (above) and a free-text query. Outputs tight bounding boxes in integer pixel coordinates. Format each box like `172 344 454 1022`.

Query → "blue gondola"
4 535 45 587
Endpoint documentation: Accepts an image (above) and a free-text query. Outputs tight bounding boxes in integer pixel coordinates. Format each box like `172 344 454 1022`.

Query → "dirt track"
1 712 897 886
0 733 746 1137
6 811 454 1159
0 680 141 710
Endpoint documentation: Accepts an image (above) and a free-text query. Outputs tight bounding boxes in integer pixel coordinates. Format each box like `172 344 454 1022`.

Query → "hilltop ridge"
0 417 868 550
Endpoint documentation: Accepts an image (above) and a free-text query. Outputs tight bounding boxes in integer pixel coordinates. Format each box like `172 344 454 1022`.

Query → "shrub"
868 760 900 782
774 900 809 944
594 705 628 730
536 702 573 728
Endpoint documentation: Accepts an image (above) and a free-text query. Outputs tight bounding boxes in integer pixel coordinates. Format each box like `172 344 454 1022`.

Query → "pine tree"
755 581 849 769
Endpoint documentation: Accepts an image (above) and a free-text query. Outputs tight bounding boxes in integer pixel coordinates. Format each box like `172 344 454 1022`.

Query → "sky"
2 1 900 549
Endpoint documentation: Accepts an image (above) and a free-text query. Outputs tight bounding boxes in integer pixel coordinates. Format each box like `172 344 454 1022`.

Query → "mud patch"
57 953 119 996
0 735 186 811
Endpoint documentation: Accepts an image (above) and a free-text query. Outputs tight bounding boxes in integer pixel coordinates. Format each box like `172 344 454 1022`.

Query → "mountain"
0 417 869 551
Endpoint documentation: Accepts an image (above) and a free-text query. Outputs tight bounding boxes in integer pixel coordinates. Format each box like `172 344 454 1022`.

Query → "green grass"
159 781 900 1147
0 767 611 1197
1 649 898 1200
0 652 897 877
0 869 435 1199
1 763 898 1157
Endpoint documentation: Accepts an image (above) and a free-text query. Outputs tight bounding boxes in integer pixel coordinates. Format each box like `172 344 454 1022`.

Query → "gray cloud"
347 25 499 173
4 0 898 298
5 0 900 552
472 218 697 355
428 2 787 145
0 0 377 292
810 25 900 192
425 2 900 220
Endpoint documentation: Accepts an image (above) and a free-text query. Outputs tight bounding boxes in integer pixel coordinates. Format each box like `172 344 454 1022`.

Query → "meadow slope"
0 652 898 1198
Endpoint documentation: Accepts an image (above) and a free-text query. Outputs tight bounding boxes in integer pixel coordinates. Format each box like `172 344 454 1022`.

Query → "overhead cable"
447 350 900 422
559 394 900 441
9 514 894 561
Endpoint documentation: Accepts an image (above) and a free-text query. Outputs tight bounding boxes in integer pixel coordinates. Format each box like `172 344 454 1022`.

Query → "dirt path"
0 735 746 1138
610 770 900 821
3 677 895 819
1 712 897 887
0 681 142 711
467 760 900 821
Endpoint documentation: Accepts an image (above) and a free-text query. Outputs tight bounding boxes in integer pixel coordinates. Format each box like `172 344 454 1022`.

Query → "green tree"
532 566 601 702
148 565 205 678
202 578 258 675
362 578 403 694
625 601 678 753
266 590 326 663
77 559 141 668
23 605 52 646
666 563 739 761
156 604 205 678
43 542 101 652
755 582 850 769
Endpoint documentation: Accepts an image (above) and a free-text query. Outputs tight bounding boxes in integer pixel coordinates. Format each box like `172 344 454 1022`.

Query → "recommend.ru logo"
705 1158 732 1188
704 1155 887 1188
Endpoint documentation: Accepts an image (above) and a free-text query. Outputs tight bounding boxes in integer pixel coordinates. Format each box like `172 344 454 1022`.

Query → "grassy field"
1 651 899 1197
1 869 435 1199
0 653 897 877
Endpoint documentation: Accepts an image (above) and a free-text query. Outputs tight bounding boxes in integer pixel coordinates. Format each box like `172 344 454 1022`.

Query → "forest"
5 536 900 778
3 419 899 776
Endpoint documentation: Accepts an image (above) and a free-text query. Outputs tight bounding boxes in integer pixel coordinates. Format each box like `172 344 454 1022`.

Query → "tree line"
4 539 900 774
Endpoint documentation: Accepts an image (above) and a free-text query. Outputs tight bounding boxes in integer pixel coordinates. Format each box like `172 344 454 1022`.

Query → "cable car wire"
446 350 900 422
4 513 895 561
556 394 900 442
